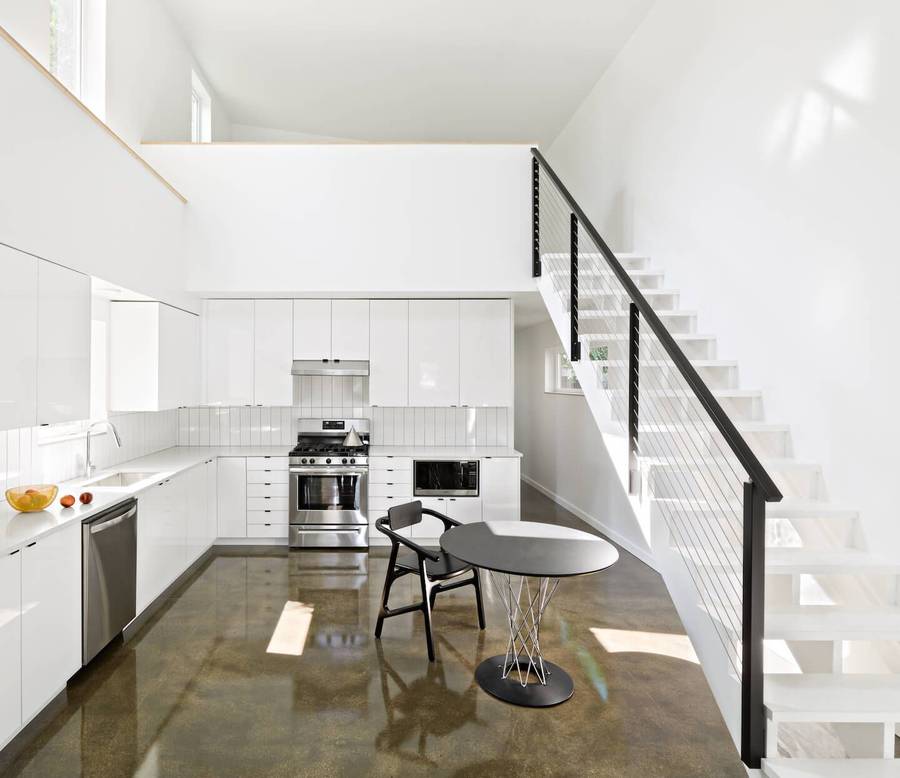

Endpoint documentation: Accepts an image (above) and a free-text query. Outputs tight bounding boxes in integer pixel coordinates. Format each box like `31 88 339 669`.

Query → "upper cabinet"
459 299 511 407
205 300 253 406
370 300 408 407
110 302 199 411
409 300 460 406
292 300 331 360
0 246 38 431
254 300 293 405
37 261 90 426
331 300 369 360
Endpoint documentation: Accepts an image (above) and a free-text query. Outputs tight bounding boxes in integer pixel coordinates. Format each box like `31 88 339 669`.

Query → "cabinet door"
0 246 37 431
369 300 408 407
481 458 521 521
292 299 331 360
254 300 293 405
137 480 168 613
0 550 22 748
408 300 459 406
110 302 159 411
185 465 208 566
414 498 447 539
206 459 218 545
163 475 188 587
459 299 511 407
444 496 482 524
331 299 369 360
21 522 81 723
205 300 253 406
160 306 200 409
217 458 247 538
37 261 90 425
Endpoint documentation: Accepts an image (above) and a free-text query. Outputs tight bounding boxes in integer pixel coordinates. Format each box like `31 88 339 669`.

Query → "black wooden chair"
374 500 485 661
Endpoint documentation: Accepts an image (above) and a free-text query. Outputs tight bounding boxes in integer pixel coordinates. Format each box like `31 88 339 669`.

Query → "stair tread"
580 331 715 340
639 421 789 433
646 456 819 470
581 309 695 318
765 674 900 719
766 605 900 639
767 499 859 519
763 758 900 778
766 548 900 572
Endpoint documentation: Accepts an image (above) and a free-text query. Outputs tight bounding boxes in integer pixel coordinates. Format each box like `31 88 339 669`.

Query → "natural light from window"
266 601 314 656
191 71 212 143
591 628 700 665
50 0 82 96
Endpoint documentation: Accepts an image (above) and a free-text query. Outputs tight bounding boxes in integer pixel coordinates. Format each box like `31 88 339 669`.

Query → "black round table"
441 521 618 707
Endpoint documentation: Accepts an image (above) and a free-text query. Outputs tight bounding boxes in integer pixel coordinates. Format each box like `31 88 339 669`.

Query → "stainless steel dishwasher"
82 498 137 665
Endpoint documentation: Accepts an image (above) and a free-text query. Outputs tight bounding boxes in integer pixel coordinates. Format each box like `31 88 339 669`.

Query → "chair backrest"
387 500 423 531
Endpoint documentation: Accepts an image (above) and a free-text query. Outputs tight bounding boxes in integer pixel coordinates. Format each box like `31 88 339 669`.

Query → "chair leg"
375 544 400 640
420 571 436 662
472 569 486 630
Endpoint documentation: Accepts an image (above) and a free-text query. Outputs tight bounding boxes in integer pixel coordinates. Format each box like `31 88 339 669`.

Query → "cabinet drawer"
369 456 411 470
369 496 417 513
247 469 289 484
247 482 289 498
368 469 411 485
247 456 288 471
369 483 413 499
247 497 289 511
247 523 289 539
247 510 289 525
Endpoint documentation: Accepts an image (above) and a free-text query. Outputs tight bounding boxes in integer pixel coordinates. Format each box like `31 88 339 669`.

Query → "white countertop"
369 446 521 458
0 443 521 555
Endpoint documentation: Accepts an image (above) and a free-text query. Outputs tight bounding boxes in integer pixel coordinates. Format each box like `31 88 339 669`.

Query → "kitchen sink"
85 472 159 488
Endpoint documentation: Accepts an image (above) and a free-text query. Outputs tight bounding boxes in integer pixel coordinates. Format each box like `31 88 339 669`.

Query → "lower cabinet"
217 458 247 538
417 497 482 538
0 550 22 749
20 522 81 724
481 457 521 521
185 463 210 566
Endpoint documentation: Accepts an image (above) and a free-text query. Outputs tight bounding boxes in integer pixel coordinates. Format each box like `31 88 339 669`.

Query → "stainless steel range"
288 418 369 549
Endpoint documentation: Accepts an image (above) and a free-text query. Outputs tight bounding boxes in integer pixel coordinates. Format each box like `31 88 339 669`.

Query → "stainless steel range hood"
291 360 369 377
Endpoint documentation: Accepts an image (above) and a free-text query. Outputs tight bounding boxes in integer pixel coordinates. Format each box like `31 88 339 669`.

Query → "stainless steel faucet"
85 420 123 478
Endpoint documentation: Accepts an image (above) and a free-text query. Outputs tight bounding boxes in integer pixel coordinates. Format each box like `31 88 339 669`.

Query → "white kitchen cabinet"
331 299 369 360
0 550 22 748
292 299 331 360
217 458 247 538
0 246 37 431
459 299 511 407
137 481 164 613
369 300 408 406
185 464 209 566
414 497 482 539
481 458 521 521
443 496 483 524
206 458 218 547
37 261 90 425
408 300 459 406
110 302 199 411
21 522 81 724
205 299 253 406
253 299 293 405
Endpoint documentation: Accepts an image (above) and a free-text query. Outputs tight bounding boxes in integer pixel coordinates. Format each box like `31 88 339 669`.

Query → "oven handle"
289 468 368 477
293 527 364 535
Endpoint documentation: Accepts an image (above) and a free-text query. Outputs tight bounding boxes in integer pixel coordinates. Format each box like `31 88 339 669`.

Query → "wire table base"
474 571 574 707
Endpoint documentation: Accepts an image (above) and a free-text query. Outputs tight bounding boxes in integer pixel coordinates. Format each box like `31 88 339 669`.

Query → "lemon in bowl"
5 485 59 513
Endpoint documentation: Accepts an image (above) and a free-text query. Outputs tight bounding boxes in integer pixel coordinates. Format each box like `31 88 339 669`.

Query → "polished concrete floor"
0 485 745 777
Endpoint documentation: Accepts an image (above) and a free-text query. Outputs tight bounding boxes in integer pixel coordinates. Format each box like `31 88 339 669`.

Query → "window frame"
49 0 84 97
544 348 583 396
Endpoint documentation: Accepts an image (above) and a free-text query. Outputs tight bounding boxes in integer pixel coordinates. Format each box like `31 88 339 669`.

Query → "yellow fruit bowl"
5 485 59 513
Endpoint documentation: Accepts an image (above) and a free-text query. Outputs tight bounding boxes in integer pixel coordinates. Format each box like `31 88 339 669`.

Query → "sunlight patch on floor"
267 601 314 656
591 628 699 664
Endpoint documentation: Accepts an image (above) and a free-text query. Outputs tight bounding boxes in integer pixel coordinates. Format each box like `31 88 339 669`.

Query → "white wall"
143 144 533 295
0 2 49 66
0 31 194 311
547 0 900 557
229 124 354 143
515 320 649 562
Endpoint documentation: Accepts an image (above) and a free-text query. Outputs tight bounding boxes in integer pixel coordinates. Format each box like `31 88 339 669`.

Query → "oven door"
289 467 368 526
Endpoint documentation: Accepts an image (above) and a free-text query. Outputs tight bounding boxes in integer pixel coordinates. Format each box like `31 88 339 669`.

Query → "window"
190 71 212 143
49 0 82 96
545 348 582 395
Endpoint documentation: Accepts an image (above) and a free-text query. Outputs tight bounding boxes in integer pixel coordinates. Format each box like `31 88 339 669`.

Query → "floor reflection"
0 485 746 777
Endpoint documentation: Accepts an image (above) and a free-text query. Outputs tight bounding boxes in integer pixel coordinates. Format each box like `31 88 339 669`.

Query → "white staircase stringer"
537 276 747 758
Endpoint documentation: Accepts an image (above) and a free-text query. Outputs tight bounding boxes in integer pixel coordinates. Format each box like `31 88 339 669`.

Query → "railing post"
741 480 767 768
569 213 580 361
628 302 639 495
532 157 541 277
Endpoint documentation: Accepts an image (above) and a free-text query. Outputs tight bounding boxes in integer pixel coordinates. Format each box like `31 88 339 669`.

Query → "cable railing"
531 148 782 769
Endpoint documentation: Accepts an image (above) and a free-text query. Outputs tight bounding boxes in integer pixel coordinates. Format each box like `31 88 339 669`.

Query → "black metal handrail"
531 147 782 504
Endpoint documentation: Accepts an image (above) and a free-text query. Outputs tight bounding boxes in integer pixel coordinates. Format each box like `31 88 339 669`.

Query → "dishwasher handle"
90 505 137 534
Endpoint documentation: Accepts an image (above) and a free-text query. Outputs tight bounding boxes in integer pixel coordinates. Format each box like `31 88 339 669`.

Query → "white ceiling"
160 0 655 143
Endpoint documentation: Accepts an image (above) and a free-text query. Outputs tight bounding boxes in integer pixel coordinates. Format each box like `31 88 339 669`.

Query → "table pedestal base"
475 656 574 707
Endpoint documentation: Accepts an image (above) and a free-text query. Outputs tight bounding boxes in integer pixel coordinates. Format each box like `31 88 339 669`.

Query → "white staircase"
536 249 900 775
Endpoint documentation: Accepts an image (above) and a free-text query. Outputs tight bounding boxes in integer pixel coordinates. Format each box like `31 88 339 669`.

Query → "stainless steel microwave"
413 460 479 497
